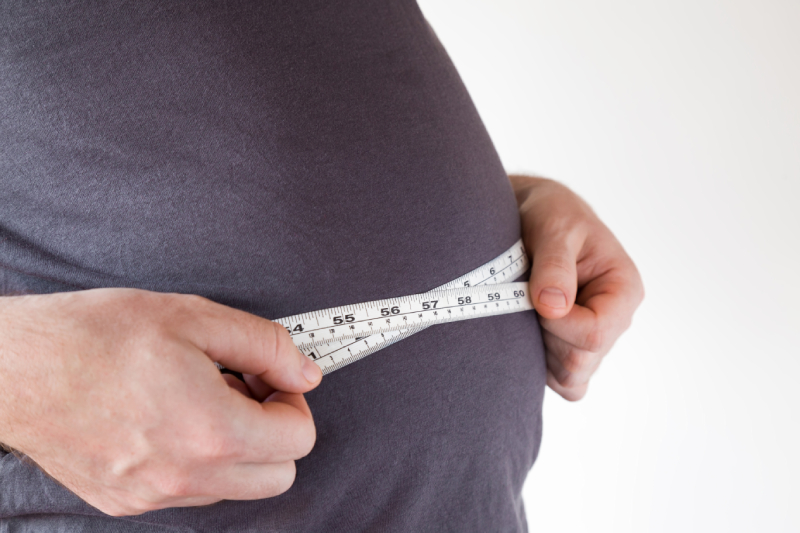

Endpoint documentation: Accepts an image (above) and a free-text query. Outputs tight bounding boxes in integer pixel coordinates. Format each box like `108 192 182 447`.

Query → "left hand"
510 175 644 401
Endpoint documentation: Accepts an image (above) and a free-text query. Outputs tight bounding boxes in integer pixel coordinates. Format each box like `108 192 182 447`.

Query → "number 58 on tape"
272 240 534 374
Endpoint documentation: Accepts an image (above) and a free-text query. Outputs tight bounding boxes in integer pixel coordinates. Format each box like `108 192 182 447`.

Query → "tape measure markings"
303 241 529 360
279 241 528 346
276 282 532 350
271 240 533 373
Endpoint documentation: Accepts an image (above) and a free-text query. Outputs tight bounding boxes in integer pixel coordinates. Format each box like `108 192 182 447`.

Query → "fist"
0 289 323 515
511 175 644 401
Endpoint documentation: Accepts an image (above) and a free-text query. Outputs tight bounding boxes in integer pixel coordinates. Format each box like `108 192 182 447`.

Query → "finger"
539 269 642 353
130 493 222 515
206 461 298 501
224 390 316 464
132 462 297 509
222 374 253 399
263 390 313 418
543 330 604 389
546 369 588 402
528 225 584 320
243 373 276 402
179 297 323 394
251 327 323 397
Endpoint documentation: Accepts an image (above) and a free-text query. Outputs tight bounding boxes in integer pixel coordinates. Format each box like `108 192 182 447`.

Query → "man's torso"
0 2 546 531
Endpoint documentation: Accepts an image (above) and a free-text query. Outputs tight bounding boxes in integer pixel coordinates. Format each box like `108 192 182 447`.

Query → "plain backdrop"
417 1 800 531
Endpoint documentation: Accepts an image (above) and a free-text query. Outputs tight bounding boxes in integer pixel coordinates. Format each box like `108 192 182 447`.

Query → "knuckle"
99 498 154 517
623 263 645 305
160 293 211 325
273 417 317 459
635 278 645 304
198 433 240 461
292 419 317 458
547 361 588 400
543 332 570 359
257 322 284 373
536 252 574 277
126 502 159 517
546 353 573 386
557 371 581 389
563 386 588 402
152 472 194 499
179 293 211 309
269 462 297 496
175 294 211 322
144 291 179 314
621 315 634 333
581 326 605 353
537 215 578 240
114 287 152 308
561 350 590 375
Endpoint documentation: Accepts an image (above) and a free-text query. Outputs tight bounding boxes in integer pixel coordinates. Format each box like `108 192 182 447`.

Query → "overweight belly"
0 2 547 528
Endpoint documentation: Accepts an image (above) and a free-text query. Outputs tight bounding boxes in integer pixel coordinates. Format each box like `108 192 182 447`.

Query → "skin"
510 175 644 401
0 289 322 516
0 176 642 515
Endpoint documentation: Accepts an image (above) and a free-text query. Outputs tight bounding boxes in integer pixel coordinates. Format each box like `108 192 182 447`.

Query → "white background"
418 1 799 531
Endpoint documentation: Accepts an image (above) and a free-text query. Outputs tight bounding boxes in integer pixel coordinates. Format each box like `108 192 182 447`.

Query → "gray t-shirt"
0 1 547 531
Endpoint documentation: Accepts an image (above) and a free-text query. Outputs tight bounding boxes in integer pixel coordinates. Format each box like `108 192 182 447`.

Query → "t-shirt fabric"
0 1 547 531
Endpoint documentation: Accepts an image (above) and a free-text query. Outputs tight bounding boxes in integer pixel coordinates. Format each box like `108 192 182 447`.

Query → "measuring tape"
274 240 534 374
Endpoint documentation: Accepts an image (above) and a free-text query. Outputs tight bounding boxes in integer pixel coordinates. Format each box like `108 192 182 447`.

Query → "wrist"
0 293 56 452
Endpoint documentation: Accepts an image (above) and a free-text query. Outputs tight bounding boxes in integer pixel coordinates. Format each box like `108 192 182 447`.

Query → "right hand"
0 288 322 516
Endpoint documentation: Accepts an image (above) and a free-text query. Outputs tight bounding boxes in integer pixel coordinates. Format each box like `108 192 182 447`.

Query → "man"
0 1 642 531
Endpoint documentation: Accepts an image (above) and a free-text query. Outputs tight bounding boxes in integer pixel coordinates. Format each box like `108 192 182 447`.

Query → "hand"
510 175 644 401
0 289 322 516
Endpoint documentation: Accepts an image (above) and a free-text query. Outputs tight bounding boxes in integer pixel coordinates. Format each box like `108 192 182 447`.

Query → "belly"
0 1 547 529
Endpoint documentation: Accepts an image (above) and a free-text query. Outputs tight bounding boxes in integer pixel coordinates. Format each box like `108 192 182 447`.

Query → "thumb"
528 232 581 320
185 298 323 394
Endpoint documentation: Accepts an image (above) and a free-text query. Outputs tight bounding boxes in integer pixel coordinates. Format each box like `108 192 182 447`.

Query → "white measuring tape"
274 240 534 374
